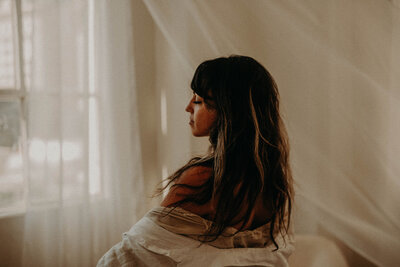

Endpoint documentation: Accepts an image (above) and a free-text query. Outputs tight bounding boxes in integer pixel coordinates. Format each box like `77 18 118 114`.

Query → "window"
0 0 102 216
0 0 30 215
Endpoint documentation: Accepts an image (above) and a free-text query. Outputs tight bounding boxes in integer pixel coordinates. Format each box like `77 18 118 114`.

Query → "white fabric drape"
143 0 400 266
16 0 400 266
22 1 145 266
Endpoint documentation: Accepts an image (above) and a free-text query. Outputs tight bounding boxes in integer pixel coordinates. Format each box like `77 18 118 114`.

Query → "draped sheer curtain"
12 0 400 266
142 0 400 266
21 0 146 266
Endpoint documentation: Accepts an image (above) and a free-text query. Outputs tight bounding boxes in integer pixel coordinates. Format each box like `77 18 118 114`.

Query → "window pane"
0 0 15 89
22 0 33 89
27 94 102 203
0 100 24 213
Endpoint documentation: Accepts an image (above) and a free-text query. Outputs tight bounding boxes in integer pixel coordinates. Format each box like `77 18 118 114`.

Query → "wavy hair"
157 55 293 249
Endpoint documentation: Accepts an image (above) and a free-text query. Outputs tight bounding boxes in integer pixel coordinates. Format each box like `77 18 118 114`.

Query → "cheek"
199 110 217 128
194 109 212 125
207 111 217 125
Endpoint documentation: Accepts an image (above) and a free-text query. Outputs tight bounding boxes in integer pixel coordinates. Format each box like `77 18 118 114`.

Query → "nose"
185 97 194 113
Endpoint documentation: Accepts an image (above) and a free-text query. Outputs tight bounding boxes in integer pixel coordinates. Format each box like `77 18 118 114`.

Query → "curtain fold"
143 0 400 266
21 1 145 266
16 0 400 266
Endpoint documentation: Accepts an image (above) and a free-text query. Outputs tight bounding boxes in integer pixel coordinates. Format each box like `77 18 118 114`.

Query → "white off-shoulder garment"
97 207 294 267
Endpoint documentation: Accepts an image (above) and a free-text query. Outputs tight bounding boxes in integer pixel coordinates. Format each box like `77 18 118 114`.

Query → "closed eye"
193 101 202 104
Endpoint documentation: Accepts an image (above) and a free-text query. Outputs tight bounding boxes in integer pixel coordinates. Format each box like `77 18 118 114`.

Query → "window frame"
0 0 28 218
1 0 104 218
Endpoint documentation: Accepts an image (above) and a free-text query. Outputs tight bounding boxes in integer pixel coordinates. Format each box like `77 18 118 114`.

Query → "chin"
192 132 201 137
192 131 208 137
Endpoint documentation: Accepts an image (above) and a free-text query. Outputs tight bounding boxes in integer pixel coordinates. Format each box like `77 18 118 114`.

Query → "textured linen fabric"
97 207 294 267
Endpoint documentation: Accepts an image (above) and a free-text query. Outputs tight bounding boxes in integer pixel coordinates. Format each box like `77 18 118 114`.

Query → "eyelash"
193 101 202 104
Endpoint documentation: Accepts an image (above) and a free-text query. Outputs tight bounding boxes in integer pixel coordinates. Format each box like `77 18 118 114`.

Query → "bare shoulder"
160 166 213 211
175 165 213 186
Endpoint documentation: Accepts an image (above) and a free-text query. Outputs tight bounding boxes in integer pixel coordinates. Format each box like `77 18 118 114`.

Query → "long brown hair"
157 55 293 249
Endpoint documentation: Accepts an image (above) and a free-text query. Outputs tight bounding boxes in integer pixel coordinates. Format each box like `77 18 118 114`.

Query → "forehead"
193 89 213 99
192 92 204 99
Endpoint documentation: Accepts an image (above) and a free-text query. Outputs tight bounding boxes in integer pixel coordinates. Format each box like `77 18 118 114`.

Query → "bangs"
190 58 230 101
190 62 212 100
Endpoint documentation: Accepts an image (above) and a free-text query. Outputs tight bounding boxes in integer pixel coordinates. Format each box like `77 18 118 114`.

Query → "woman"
98 55 294 266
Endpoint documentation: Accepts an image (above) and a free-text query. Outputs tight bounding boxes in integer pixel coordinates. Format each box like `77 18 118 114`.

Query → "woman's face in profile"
185 92 217 137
